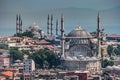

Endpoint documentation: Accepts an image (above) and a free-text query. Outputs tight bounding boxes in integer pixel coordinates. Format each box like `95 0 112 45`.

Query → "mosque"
59 14 102 73
15 13 102 73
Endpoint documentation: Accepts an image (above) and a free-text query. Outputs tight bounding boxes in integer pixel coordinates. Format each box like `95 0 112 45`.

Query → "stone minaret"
47 14 50 35
16 14 19 34
16 14 22 35
56 19 58 35
19 15 22 33
97 13 101 58
61 14 65 58
51 14 53 36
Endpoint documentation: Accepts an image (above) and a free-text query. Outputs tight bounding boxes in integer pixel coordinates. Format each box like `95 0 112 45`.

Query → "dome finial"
75 25 82 30
78 25 81 29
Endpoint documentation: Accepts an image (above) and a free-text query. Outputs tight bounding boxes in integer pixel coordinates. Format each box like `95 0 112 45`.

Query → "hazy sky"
0 0 120 36
1 0 120 12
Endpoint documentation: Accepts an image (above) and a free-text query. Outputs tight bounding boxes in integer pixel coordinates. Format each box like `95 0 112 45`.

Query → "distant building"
59 14 102 75
0 56 10 68
0 49 10 57
23 59 35 73
106 34 120 42
0 76 6 80
0 49 10 68
27 23 46 39
61 26 101 73
23 73 34 80
104 65 120 79
0 68 21 80
23 56 35 80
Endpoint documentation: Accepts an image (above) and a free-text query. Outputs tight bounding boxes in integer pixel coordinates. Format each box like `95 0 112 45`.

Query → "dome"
68 25 92 38
28 22 40 31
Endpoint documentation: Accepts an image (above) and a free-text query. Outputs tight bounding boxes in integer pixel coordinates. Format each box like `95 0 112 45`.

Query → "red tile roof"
36 40 50 45
0 71 13 77
108 34 120 38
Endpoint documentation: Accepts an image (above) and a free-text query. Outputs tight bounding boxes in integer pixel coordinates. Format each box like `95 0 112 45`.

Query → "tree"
102 59 114 68
107 44 120 56
43 60 49 69
15 33 23 37
107 45 113 57
21 50 29 56
9 48 23 63
22 31 34 38
14 30 34 38
0 45 8 50
30 49 61 69
114 44 120 55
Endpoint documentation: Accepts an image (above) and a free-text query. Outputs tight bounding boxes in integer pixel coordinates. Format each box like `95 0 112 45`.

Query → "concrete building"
106 34 120 42
0 56 10 68
23 56 35 80
23 59 35 73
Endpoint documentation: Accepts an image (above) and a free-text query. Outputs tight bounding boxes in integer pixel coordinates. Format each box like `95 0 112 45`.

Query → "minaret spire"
97 12 101 58
47 14 50 35
51 14 53 36
56 19 58 35
16 14 19 34
61 14 65 58
19 14 21 33
16 14 23 35
19 15 22 33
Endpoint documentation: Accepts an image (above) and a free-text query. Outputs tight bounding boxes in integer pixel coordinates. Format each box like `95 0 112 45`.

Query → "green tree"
9 48 23 63
22 31 34 38
21 50 29 56
107 45 113 57
0 45 8 50
14 30 34 38
102 59 114 68
43 60 49 69
114 44 120 55
30 49 61 69
15 33 23 37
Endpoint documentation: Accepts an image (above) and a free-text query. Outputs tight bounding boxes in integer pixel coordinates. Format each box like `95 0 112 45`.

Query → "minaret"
56 19 58 35
16 14 22 35
47 14 50 35
19 15 22 33
61 14 65 58
51 14 53 36
18 15 21 33
16 14 19 34
97 13 101 58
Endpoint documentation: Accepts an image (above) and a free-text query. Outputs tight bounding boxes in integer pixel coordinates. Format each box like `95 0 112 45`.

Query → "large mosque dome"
64 25 95 57
67 25 92 38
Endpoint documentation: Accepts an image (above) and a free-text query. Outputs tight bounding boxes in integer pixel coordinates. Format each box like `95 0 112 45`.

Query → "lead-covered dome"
68 25 92 38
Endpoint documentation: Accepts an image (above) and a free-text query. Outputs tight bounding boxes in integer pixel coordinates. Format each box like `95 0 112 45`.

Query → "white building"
0 56 10 68
23 59 35 73
0 49 10 68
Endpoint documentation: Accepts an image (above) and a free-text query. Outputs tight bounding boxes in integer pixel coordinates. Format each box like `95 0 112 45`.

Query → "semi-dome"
68 25 92 38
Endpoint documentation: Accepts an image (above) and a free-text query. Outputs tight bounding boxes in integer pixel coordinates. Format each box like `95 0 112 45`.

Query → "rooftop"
67 25 92 38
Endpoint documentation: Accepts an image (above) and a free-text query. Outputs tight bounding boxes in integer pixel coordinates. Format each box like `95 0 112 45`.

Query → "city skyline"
0 0 120 36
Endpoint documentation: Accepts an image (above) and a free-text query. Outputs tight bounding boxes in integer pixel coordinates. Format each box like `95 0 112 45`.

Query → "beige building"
61 26 101 74
23 59 35 73
0 56 10 68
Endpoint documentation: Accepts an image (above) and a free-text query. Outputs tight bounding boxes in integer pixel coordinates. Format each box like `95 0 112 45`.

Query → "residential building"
23 59 35 73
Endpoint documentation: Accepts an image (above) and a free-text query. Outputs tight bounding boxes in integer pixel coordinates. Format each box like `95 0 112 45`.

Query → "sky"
0 0 120 36
1 0 120 11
